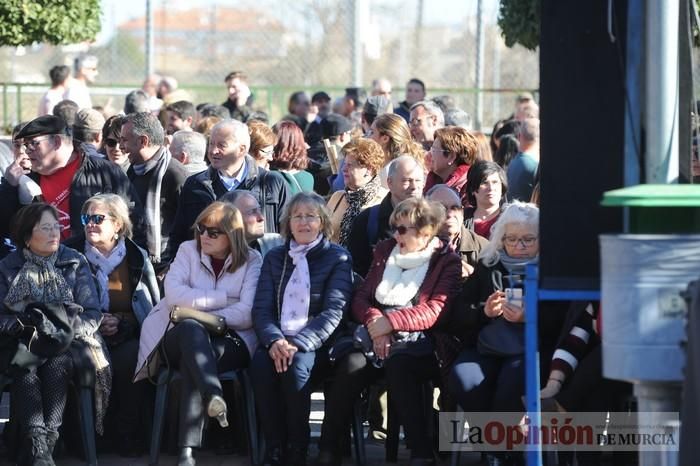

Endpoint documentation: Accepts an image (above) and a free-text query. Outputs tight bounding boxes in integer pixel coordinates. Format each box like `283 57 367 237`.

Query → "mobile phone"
505 288 523 308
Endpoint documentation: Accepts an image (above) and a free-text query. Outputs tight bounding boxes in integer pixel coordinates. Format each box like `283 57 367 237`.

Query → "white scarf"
84 239 127 311
280 235 322 336
375 237 440 307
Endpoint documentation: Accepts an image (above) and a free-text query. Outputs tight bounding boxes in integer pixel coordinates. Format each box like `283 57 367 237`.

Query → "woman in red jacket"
317 198 462 466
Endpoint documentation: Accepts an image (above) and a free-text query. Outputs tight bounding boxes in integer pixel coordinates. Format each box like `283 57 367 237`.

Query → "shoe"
367 427 387 442
177 447 196 466
316 449 341 466
262 446 283 466
287 444 308 466
19 433 55 466
206 394 229 428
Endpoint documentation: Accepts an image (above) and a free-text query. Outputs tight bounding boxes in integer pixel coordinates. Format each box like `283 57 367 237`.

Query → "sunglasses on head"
105 138 118 148
81 214 107 226
196 223 224 239
390 224 416 236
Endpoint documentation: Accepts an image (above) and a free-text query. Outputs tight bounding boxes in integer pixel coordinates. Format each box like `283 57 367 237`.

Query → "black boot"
177 447 195 466
262 445 283 466
19 433 55 466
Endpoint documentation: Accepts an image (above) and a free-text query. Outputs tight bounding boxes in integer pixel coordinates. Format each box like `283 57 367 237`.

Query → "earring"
113 233 119 241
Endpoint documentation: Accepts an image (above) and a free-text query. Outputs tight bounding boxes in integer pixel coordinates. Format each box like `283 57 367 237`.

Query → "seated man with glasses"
0 115 146 247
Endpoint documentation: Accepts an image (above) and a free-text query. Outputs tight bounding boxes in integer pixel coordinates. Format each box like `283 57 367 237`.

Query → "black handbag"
477 318 524 357
169 306 226 336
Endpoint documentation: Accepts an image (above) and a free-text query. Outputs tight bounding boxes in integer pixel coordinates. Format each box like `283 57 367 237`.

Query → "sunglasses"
105 138 119 148
196 223 224 239
390 225 417 236
81 214 107 226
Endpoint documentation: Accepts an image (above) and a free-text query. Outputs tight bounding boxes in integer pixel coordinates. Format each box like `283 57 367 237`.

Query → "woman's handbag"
477 318 524 357
169 306 226 336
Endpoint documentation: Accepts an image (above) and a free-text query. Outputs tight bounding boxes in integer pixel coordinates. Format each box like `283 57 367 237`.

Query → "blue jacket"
252 236 354 352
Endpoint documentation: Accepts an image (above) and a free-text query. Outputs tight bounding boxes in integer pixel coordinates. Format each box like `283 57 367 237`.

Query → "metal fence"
0 0 541 130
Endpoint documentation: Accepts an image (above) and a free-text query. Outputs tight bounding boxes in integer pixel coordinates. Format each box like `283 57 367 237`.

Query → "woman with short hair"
463 160 509 240
0 203 101 466
64 193 159 456
135 201 262 466
318 198 461 466
99 115 130 171
250 192 354 466
270 121 314 195
424 126 479 207
248 119 276 170
326 138 387 246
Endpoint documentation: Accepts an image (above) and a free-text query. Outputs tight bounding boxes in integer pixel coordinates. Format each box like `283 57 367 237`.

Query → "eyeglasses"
291 214 321 224
23 135 53 150
430 145 449 155
81 214 108 226
105 138 119 148
391 224 417 236
243 207 263 217
503 235 538 248
35 223 61 234
196 223 224 239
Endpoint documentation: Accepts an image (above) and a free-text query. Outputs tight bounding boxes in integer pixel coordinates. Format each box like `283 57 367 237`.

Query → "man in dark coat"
171 119 289 251
0 115 146 246
221 71 254 122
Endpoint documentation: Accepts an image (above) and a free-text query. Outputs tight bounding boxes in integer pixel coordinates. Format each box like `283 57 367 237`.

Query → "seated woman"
318 198 461 466
135 201 262 466
447 202 561 465
326 138 387 247
99 115 130 172
463 160 508 240
424 126 479 207
0 203 101 466
368 113 425 187
64 193 160 456
250 192 354 466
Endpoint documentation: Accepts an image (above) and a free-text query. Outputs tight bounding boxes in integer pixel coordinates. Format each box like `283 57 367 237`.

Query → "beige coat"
326 187 387 244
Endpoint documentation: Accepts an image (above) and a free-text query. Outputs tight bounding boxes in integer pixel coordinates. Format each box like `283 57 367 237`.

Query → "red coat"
352 238 462 333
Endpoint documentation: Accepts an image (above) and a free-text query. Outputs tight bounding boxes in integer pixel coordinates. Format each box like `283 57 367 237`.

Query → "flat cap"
322 114 353 138
15 115 68 140
74 108 106 133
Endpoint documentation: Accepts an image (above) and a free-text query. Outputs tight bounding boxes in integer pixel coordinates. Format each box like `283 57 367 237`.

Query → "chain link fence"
0 0 539 131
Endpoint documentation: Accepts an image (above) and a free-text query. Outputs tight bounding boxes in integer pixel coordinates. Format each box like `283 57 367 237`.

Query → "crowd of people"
0 62 629 466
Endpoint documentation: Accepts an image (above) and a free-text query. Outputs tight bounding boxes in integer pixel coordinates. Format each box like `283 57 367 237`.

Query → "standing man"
0 115 146 243
165 100 196 135
64 54 99 110
394 78 426 123
507 118 540 202
222 71 254 122
121 112 187 273
172 119 289 249
38 65 71 116
73 108 106 158
371 78 392 98
409 100 445 151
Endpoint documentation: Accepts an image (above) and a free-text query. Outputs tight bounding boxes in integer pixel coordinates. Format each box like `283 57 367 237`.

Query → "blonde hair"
373 113 425 166
479 201 539 266
389 198 446 239
81 193 133 239
280 192 333 240
194 202 250 273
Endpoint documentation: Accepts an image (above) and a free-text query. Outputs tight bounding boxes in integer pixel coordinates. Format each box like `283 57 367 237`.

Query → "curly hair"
270 121 309 170
341 138 385 176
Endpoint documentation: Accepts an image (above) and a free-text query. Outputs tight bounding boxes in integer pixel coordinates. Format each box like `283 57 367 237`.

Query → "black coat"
347 193 394 278
171 155 290 251
0 151 147 247
252 237 354 353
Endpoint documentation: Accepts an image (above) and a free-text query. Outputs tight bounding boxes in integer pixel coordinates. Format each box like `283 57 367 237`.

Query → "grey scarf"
133 147 170 264
338 176 381 247
4 249 74 312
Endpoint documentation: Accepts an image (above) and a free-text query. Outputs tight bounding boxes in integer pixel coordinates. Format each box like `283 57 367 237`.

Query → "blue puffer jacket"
253 236 354 352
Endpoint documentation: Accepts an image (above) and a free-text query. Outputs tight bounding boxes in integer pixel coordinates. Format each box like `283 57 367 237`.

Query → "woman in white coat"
135 202 262 466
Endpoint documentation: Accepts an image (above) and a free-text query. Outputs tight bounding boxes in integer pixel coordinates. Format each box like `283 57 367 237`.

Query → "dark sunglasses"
81 214 107 226
105 138 118 148
390 225 416 236
196 223 224 239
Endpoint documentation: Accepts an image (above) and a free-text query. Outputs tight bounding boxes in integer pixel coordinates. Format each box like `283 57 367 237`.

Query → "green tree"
498 0 540 51
0 0 101 46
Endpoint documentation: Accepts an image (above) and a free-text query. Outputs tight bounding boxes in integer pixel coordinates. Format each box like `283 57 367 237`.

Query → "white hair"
171 130 206 164
410 100 445 127
211 119 251 150
479 201 539 266
387 154 422 179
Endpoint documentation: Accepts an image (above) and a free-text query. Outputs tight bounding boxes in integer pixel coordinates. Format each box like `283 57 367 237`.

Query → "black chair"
149 367 260 466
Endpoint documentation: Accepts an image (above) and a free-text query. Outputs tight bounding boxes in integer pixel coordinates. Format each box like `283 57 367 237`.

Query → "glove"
0 315 22 337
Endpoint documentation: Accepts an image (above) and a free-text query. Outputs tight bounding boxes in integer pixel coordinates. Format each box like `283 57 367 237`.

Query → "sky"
97 0 501 44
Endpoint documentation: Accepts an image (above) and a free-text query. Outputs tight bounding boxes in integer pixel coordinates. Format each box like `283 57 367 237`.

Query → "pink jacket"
135 240 262 381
